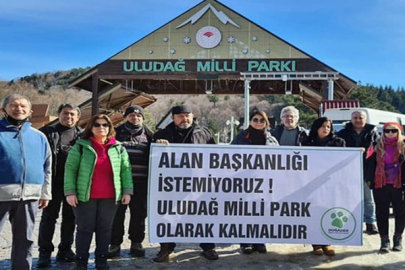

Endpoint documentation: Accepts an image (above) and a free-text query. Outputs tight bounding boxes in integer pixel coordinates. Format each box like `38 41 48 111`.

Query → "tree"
207 95 220 107
348 85 398 112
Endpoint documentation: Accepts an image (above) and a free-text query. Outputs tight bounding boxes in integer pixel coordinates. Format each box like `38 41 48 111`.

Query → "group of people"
237 106 405 256
0 93 404 270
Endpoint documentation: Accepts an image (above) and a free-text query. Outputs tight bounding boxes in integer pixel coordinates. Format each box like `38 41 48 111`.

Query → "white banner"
148 144 363 246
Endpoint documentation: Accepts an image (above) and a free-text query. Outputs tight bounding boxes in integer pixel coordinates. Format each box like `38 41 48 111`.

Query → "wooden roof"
47 84 156 128
31 104 49 118
68 0 356 112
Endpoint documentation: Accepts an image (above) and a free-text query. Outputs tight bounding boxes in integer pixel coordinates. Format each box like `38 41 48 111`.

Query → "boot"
240 244 254 254
252 244 267 254
312 245 323 255
380 238 390 253
95 255 109 270
365 223 378 235
322 245 335 256
36 251 52 268
75 256 88 270
56 248 76 262
393 236 403 251
130 242 145 257
201 249 219 260
153 244 173 263
106 245 121 258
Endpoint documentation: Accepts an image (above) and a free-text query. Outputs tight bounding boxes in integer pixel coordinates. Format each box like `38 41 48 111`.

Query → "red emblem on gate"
204 32 214 38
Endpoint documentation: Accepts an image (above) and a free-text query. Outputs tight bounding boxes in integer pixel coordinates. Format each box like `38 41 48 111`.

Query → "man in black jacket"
107 105 154 258
152 105 218 263
37 104 82 268
337 110 379 235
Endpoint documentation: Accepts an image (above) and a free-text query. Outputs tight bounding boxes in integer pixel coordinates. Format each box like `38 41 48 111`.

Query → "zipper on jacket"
18 129 26 199
86 144 98 202
110 144 121 205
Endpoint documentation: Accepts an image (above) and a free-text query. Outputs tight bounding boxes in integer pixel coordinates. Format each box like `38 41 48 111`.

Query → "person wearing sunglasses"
232 110 278 147
231 109 278 254
271 106 308 146
365 122 405 253
337 110 379 235
302 117 346 256
64 114 133 270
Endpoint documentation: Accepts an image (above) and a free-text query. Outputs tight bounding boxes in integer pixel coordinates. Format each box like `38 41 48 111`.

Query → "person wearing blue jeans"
337 110 379 234
364 182 377 226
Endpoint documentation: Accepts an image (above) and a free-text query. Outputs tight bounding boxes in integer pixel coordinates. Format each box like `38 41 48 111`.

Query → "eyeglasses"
384 129 399 134
94 123 109 128
252 118 266 124
282 114 295 119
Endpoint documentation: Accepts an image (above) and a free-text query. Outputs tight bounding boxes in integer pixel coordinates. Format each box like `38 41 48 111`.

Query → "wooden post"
92 73 99 116
244 79 250 129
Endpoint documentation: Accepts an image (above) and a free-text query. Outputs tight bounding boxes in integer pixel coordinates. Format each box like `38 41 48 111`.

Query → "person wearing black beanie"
152 104 219 262
107 105 154 259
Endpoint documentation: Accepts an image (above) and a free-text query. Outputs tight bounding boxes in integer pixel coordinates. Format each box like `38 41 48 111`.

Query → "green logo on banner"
331 211 349 228
321 207 356 242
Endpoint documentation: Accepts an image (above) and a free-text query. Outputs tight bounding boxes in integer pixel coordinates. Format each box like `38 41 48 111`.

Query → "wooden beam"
92 73 99 116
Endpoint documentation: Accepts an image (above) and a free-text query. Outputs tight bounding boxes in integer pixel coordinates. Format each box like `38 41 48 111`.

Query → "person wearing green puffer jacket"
64 114 133 270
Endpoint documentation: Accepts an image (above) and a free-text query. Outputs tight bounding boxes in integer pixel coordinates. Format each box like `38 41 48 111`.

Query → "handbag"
385 162 401 180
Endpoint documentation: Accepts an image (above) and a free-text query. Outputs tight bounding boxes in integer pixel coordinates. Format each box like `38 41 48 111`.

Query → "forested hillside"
12 68 90 91
0 68 91 116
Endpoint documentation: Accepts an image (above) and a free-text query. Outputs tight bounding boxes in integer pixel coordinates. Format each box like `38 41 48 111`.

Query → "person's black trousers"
73 199 118 259
0 200 38 270
373 184 405 237
110 182 148 245
38 189 75 252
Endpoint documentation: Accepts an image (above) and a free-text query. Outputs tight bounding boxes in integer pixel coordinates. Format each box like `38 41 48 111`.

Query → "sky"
0 0 404 88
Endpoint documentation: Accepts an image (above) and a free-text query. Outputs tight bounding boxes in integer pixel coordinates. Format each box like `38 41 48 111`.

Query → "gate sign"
148 144 363 246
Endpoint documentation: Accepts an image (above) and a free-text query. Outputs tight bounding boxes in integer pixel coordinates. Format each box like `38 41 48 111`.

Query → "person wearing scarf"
108 106 154 259
365 122 405 253
302 117 346 256
231 110 279 254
